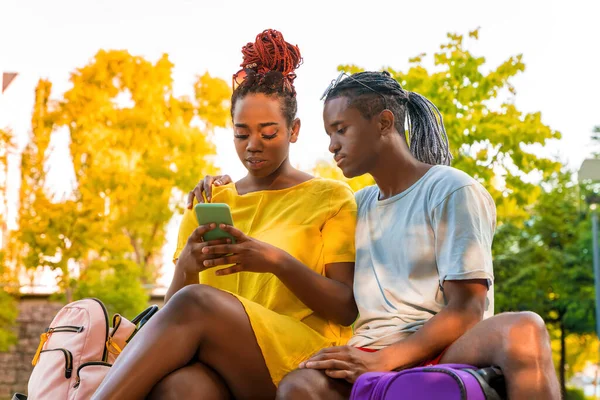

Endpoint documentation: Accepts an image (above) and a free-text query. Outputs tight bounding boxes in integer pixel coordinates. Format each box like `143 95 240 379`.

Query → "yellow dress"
174 178 357 385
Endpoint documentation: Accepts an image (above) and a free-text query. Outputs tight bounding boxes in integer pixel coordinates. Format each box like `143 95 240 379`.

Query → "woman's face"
232 93 299 178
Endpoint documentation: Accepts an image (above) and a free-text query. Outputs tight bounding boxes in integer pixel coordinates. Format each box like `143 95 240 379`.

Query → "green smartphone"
193 203 236 243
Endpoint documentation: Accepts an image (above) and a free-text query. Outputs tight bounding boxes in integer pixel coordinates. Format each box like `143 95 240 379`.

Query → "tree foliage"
10 50 230 312
316 29 561 225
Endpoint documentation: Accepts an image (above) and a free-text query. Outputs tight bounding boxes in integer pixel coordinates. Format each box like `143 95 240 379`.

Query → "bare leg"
147 362 231 400
276 369 351 400
440 311 560 400
92 285 276 400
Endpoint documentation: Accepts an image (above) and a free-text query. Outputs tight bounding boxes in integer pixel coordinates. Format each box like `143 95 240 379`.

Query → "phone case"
193 203 237 243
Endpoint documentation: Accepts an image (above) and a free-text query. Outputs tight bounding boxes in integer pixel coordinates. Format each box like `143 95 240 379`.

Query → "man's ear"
378 110 396 137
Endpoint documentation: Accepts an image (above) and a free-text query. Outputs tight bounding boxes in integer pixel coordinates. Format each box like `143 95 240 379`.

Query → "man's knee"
504 311 551 365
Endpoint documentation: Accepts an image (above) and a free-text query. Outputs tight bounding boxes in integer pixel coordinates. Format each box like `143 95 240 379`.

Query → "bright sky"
1 0 599 291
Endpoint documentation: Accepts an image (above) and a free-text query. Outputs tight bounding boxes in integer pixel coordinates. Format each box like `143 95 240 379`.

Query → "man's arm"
300 278 490 382
375 279 488 370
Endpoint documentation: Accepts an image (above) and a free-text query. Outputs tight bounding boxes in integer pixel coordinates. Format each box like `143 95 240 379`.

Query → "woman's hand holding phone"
201 224 290 276
177 223 232 276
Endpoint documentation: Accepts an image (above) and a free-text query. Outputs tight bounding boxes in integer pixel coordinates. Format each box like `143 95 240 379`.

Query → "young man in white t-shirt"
281 71 559 400
191 71 560 399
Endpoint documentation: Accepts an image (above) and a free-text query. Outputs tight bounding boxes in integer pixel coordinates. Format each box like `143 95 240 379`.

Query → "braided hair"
231 29 303 127
325 71 452 166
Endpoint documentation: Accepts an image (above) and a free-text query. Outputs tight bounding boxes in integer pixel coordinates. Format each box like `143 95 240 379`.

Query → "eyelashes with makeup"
234 132 278 140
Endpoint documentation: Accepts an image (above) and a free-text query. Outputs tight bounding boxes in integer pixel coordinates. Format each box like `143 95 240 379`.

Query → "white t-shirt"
348 165 496 349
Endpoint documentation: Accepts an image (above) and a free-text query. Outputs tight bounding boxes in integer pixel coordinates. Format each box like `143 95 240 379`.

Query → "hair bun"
233 29 302 96
240 29 302 75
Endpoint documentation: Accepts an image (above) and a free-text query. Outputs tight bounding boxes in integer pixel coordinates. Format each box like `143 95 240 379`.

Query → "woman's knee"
276 369 349 400
147 367 191 399
148 363 230 400
504 311 551 365
168 284 223 317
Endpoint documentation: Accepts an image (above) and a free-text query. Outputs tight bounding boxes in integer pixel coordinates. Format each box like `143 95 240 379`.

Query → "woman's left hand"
299 346 386 383
201 224 289 275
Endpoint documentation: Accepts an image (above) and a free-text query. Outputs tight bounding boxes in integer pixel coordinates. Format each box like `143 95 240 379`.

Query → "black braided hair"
325 71 452 166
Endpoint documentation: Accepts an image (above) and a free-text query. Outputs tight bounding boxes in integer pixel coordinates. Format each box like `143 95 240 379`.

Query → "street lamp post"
579 159 600 398
591 203 600 338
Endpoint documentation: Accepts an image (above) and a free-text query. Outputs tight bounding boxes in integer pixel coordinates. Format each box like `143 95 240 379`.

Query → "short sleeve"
432 184 496 285
321 183 357 264
173 209 199 263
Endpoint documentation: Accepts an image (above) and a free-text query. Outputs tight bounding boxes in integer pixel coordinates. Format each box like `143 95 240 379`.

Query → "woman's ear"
290 118 301 143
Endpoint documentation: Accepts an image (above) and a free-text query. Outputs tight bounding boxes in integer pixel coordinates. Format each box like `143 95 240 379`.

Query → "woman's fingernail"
202 248 208 253
203 261 210 266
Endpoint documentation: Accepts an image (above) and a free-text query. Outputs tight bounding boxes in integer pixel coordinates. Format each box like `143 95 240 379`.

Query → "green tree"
0 251 18 351
494 173 595 395
73 259 148 317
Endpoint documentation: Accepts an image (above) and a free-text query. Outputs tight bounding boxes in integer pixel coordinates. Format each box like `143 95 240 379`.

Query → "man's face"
323 97 381 178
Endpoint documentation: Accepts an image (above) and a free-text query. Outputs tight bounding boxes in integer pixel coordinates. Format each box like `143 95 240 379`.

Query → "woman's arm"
164 260 199 303
165 222 230 303
202 225 358 326
277 258 357 326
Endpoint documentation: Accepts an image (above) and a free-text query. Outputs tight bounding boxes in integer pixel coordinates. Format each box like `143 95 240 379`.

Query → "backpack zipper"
47 325 85 333
73 361 112 388
39 348 73 378
32 326 84 366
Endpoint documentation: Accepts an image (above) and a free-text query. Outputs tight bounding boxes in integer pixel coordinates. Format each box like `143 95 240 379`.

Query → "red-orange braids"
233 29 303 96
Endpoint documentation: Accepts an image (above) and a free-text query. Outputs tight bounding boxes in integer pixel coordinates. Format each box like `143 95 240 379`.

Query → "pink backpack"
14 298 158 400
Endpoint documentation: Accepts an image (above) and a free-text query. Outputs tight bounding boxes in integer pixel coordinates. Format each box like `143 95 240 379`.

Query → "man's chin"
339 166 359 179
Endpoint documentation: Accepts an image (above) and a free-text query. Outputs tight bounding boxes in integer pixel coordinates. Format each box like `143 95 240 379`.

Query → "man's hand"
187 174 233 207
299 346 386 383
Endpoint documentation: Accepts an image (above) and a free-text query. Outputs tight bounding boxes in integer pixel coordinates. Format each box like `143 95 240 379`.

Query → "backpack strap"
131 305 159 328
463 366 506 400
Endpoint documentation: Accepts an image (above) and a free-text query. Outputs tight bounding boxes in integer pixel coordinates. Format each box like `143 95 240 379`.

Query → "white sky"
1 0 599 290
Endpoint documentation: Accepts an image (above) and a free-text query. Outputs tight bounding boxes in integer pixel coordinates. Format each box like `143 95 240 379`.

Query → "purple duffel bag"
350 364 505 400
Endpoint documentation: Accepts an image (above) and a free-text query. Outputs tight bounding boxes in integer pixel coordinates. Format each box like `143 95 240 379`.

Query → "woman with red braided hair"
93 30 358 400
